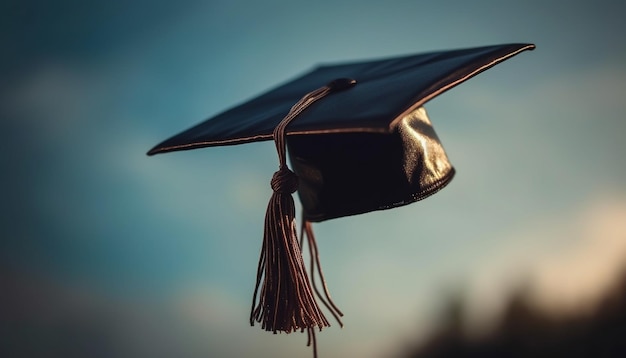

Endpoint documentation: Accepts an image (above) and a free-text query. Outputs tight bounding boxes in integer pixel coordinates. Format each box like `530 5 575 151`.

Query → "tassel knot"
271 167 299 194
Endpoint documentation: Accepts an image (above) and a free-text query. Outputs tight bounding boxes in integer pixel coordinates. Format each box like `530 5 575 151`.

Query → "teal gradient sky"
2 1 626 357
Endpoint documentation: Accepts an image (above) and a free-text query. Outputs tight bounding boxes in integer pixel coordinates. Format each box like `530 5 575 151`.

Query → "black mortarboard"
148 43 535 356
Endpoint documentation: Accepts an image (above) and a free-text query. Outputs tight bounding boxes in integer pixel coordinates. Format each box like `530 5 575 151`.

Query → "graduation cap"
148 43 535 356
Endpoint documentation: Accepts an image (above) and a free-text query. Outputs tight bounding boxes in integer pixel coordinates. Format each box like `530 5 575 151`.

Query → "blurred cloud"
529 195 626 314
463 193 626 335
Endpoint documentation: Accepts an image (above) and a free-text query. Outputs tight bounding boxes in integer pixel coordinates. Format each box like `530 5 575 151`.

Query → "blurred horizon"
2 0 626 357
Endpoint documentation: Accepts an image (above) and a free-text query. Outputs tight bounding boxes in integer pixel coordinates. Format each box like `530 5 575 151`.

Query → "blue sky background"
2 1 626 357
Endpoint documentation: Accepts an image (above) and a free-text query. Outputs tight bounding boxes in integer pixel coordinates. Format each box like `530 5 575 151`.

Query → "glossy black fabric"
289 106 455 222
148 43 534 221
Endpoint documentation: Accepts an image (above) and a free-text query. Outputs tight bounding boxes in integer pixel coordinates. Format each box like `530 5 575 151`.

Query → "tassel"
250 165 327 333
250 79 356 356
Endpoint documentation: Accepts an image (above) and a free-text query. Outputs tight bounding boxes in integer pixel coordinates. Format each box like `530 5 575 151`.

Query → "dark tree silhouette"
403 269 626 358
